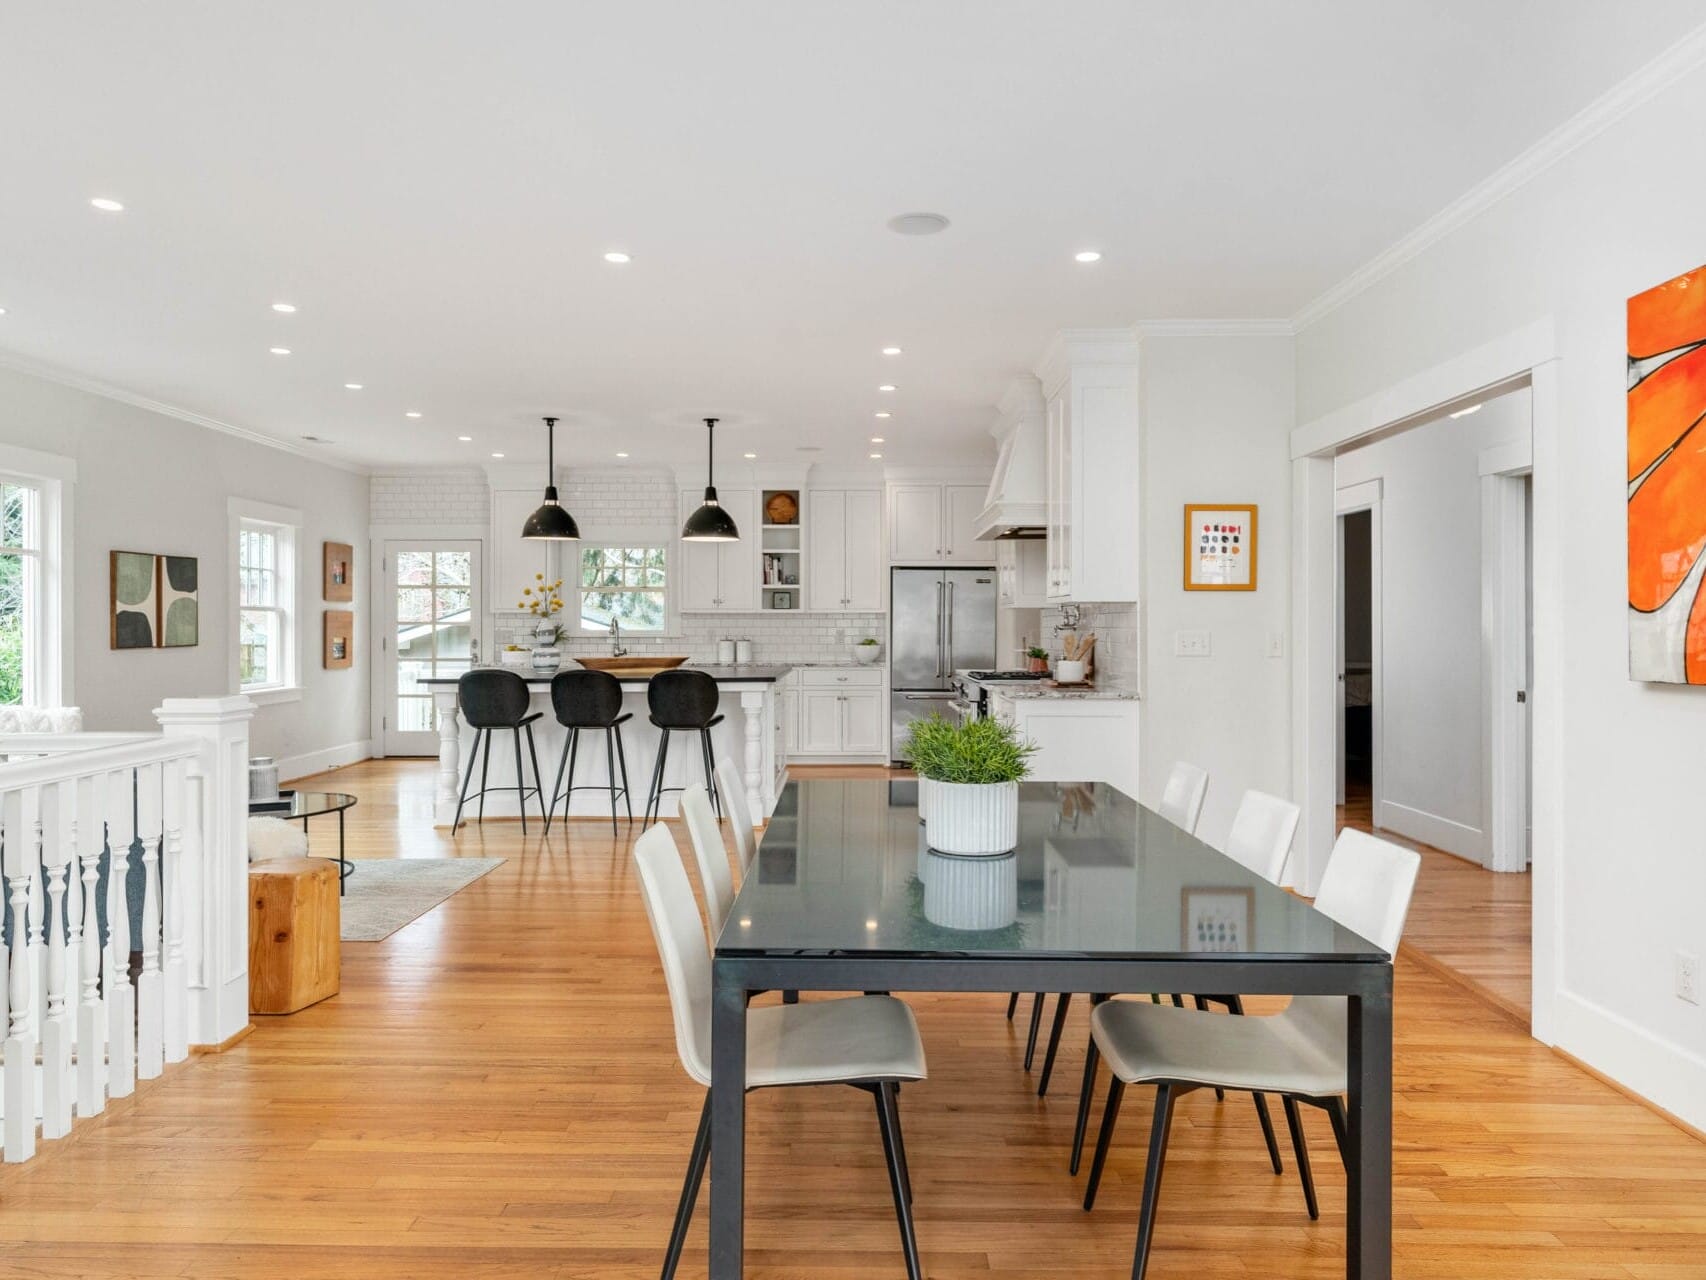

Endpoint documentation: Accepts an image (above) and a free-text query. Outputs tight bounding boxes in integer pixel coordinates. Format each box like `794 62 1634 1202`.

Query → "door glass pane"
396 696 435 733
397 587 432 623
435 621 472 661
435 551 471 585
396 551 433 586
434 587 471 622
397 659 432 696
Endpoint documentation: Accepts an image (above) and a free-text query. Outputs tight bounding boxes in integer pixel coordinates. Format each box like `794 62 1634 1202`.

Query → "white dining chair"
714 756 759 870
632 823 929 1280
680 784 736 940
1157 761 1210 834
1223 788 1302 882
1080 827 1421 1280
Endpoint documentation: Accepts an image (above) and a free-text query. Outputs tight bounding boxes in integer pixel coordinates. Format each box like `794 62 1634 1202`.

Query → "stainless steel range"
952 669 1048 720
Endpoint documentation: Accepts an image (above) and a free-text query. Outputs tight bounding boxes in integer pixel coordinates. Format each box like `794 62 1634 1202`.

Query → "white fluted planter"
922 851 1018 930
917 776 936 825
924 780 1019 856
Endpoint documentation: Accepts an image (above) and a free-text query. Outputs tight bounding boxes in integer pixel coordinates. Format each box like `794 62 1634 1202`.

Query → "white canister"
735 638 754 664
718 638 736 664
248 757 280 803
1054 659 1086 684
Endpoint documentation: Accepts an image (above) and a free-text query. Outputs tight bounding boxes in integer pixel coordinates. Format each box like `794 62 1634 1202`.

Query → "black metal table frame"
253 794 357 896
708 951 1393 1280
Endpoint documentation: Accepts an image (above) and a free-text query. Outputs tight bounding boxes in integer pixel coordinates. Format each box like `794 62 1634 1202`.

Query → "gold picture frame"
1183 504 1258 591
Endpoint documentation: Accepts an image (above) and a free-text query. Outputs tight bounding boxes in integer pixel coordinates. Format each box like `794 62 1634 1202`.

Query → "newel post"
154 695 254 1047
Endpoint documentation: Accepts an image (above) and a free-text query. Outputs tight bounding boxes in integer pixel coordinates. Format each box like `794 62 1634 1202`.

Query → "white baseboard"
1552 989 1706 1134
277 738 374 783
1374 797 1484 862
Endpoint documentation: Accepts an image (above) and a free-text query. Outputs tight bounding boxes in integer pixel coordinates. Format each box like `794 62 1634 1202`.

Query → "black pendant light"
521 415 581 541
681 416 740 542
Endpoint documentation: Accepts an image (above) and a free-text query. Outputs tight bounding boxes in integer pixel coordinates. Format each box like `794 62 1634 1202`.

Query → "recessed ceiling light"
615 451 629 458
878 384 896 392
490 451 505 458
875 411 891 419
405 411 422 419
90 197 124 212
271 302 297 313
887 212 950 236
881 346 902 356
1074 249 1102 263
743 452 757 459
0 307 7 316
300 434 328 443
870 436 885 443
457 435 473 442
869 452 884 459
603 251 632 264
344 383 363 390
1448 403 1483 419
269 347 291 355
797 446 822 454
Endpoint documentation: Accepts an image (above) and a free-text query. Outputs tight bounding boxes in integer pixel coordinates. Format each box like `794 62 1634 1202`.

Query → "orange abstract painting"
1629 264 1706 683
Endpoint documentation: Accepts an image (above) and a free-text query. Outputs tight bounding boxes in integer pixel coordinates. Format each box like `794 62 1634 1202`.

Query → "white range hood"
973 375 1047 541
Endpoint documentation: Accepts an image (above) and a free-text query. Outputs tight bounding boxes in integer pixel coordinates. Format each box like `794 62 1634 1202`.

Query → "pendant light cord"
705 417 718 494
545 416 557 491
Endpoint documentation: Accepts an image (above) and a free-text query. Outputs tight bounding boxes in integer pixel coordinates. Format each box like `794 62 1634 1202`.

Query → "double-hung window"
578 545 669 633
232 499 300 699
0 476 43 705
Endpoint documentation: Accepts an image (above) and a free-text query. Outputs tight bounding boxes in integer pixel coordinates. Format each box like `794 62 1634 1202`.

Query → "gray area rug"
339 857 506 942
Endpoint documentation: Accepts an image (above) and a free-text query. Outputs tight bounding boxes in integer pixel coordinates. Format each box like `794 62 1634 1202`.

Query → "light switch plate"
1267 630 1286 658
1174 629 1211 658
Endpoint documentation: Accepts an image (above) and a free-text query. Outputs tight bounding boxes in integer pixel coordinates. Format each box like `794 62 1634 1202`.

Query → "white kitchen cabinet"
677 488 758 611
888 482 992 564
1039 332 1139 602
992 694 1138 796
778 670 800 757
997 538 1048 608
795 668 887 758
491 487 558 606
806 488 884 611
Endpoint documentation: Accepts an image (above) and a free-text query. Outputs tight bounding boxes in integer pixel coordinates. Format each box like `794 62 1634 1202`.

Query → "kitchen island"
421 664 791 828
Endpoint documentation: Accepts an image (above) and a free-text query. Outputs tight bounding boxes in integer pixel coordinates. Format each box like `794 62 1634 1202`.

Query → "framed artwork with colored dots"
1181 887 1255 953
1183 504 1258 591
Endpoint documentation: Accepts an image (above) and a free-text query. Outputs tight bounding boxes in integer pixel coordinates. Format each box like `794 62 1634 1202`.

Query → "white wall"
1334 389 1529 857
1139 334 1296 852
0 365 371 773
1295 57 1706 1127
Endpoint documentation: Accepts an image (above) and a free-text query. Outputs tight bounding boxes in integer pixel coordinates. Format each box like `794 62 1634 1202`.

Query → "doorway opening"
1327 385 1535 1023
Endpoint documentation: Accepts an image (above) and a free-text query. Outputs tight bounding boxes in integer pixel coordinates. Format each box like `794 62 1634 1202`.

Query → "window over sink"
578 545 668 633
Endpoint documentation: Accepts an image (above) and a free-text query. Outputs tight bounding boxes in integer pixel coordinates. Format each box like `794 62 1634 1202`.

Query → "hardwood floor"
1 759 1700 1277
1336 783 1533 1022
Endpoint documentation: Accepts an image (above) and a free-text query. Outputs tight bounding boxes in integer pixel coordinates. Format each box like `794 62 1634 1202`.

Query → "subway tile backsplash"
1040 602 1139 690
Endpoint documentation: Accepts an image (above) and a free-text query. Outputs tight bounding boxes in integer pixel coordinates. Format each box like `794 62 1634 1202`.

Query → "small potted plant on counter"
518 573 567 671
1025 645 1049 674
853 636 882 665
907 714 1036 856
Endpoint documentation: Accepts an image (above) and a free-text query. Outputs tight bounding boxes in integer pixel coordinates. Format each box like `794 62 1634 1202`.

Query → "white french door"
382 540 480 755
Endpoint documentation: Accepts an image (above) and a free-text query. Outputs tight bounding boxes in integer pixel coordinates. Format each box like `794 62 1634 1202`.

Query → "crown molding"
1292 20 1706 332
0 349 370 475
1137 318 1294 338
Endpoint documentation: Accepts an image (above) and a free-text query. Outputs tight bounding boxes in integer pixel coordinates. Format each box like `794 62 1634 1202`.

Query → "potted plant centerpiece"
907 714 1035 856
518 573 567 671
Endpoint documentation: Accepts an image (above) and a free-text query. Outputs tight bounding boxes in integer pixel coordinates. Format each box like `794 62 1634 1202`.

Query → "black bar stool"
643 669 724 827
452 669 547 833
547 668 634 835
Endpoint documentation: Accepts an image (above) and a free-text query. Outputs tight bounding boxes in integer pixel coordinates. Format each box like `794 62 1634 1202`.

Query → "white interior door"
1336 515 1347 806
383 540 480 755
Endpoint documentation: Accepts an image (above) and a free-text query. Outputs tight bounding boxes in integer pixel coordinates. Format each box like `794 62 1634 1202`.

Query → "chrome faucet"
609 616 628 658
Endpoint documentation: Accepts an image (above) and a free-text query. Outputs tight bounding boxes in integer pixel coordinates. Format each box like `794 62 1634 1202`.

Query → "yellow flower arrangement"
519 576 568 642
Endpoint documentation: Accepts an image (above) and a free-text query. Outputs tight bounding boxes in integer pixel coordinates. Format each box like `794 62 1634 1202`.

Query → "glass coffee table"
251 790 357 895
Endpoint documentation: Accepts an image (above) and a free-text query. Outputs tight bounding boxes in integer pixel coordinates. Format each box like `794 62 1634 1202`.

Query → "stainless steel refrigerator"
889 566 997 762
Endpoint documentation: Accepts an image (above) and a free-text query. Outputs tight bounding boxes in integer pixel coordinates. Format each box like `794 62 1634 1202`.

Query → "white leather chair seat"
740 995 926 1090
1091 997 1345 1099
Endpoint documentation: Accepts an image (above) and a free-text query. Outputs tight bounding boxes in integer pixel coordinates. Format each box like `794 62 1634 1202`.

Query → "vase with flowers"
518 573 567 671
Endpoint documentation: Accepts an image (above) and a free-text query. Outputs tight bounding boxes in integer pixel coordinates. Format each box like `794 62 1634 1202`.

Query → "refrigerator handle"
934 580 944 677
946 581 955 674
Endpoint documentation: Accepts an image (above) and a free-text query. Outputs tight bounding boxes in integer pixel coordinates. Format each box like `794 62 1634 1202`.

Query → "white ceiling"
1 2 1701 471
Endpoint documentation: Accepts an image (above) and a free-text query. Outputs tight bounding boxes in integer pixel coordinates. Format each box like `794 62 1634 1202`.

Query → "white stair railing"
0 695 253 1163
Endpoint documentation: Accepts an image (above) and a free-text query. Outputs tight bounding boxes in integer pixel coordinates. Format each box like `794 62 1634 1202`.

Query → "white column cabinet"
677 488 759 611
808 488 884 611
840 689 886 754
997 538 1049 608
1039 331 1139 602
799 691 843 754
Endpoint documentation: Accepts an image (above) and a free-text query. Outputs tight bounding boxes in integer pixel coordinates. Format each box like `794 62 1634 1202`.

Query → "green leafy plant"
858 637 879 646
1025 646 1048 660
905 713 1035 785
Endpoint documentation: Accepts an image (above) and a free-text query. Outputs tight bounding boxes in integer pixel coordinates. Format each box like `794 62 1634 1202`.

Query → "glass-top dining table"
708 777 1394 1279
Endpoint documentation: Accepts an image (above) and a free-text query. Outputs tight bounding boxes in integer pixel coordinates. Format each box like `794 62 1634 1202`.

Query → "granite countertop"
996 683 1139 702
421 663 793 685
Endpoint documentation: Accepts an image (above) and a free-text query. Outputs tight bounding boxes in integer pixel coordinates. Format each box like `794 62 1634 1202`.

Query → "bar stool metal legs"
643 726 720 827
547 723 633 836
451 722 546 833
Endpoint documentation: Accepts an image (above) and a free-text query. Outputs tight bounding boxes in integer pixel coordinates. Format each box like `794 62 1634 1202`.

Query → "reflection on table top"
250 791 358 819
720 778 1382 963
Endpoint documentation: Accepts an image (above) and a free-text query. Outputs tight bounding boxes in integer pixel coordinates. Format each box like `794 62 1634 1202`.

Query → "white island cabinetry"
990 691 1138 797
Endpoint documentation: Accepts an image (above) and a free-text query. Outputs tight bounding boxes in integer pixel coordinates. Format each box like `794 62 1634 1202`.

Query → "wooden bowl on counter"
574 655 691 678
